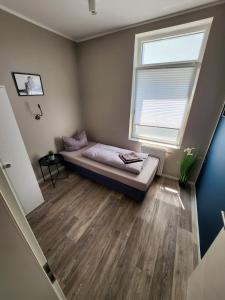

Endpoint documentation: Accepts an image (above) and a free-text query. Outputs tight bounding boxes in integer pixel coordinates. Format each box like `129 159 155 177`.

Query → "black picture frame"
11 72 44 96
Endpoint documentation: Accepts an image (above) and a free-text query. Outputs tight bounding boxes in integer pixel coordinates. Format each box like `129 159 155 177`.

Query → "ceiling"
0 0 220 42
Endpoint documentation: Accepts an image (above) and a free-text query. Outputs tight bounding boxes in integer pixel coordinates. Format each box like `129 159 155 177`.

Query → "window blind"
134 67 195 130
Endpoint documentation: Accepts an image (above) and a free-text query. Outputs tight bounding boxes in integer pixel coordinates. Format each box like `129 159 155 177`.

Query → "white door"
0 191 60 300
187 226 225 300
0 152 66 299
0 86 44 214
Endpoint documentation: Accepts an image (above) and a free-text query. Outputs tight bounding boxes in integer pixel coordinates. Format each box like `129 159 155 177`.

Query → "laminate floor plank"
125 267 152 300
171 228 195 300
62 194 123 288
107 217 152 300
179 185 192 232
149 202 179 300
136 200 169 275
27 172 199 300
80 231 129 300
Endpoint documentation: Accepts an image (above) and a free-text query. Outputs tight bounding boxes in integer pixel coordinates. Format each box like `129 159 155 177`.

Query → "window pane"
133 67 195 143
142 32 205 64
133 125 179 144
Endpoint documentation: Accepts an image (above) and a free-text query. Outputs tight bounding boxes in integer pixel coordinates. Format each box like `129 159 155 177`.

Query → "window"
129 18 213 148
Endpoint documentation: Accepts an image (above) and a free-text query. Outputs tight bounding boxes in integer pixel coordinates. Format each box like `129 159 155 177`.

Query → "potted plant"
179 148 198 188
48 150 55 161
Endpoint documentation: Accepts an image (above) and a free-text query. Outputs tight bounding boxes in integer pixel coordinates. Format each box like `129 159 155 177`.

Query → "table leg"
39 164 46 182
56 163 60 176
48 165 55 188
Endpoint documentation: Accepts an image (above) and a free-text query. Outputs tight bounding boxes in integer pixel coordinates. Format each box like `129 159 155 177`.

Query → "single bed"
60 142 163 201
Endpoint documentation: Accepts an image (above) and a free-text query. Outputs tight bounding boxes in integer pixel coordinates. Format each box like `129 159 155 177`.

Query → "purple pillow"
63 130 88 152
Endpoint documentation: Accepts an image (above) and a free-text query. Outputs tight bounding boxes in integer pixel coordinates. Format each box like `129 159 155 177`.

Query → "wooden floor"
27 172 199 300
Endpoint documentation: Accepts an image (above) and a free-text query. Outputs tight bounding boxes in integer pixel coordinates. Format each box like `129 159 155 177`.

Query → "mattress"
60 142 159 191
82 143 148 175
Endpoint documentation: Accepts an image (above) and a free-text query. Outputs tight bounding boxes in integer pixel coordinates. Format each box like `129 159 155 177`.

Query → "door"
0 191 59 300
0 163 66 299
196 106 225 256
187 228 225 300
0 86 44 214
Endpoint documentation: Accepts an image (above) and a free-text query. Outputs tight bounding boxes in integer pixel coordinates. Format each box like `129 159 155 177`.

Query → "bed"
60 142 164 201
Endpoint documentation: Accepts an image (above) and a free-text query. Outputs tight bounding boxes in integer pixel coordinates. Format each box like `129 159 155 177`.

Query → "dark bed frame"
64 161 146 201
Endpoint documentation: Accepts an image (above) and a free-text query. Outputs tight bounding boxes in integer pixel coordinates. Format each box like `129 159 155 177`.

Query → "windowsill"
129 136 180 150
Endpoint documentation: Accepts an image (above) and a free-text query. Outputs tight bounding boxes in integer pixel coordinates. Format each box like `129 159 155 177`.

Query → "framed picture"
12 72 44 96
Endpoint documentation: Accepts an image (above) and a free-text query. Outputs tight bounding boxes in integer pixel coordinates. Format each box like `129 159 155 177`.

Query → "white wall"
187 229 225 300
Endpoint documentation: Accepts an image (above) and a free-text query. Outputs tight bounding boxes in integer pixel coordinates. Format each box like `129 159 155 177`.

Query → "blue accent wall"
196 111 225 257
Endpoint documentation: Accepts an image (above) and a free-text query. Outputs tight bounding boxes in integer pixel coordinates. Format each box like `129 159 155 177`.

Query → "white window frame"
129 18 213 149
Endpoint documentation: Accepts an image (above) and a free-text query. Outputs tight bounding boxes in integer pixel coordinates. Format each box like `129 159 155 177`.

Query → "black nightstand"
39 154 67 187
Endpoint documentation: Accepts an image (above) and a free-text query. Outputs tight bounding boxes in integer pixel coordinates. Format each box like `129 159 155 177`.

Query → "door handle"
3 163 11 169
221 211 225 230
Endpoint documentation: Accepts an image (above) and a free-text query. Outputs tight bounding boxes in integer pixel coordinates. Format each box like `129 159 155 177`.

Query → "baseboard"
192 184 201 263
37 166 65 184
162 173 179 181
162 173 195 185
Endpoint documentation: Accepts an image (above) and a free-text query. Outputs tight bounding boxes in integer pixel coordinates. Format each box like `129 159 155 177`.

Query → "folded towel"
119 152 143 164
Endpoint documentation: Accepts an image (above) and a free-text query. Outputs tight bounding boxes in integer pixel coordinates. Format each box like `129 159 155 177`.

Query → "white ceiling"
0 0 220 41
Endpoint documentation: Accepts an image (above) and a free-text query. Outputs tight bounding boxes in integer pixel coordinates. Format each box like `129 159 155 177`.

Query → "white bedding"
82 143 148 174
